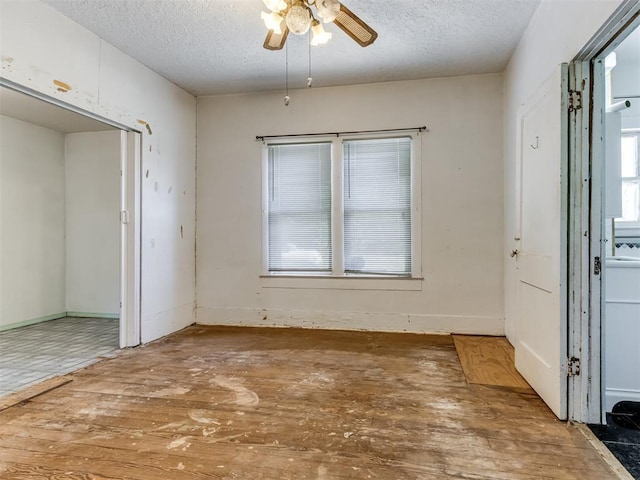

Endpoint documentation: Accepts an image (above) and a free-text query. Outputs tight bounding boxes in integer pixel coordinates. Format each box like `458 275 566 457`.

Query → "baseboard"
0 312 67 332
196 307 505 335
605 389 640 412
0 311 119 332
66 311 119 319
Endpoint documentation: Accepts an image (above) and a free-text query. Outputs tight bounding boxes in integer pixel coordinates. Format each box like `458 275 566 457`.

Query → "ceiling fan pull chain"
307 30 313 88
284 41 290 106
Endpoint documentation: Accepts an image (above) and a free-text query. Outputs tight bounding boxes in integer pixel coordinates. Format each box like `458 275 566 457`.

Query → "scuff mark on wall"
53 79 71 92
137 119 153 135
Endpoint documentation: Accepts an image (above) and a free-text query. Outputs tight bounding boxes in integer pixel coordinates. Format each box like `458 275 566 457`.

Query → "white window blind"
268 143 332 272
343 137 412 275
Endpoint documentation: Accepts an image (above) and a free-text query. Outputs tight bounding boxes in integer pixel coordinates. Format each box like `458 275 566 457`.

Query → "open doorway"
590 23 640 478
0 86 141 397
601 25 640 417
564 4 639 476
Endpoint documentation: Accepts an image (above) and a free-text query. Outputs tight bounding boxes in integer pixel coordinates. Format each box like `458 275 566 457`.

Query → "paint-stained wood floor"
0 326 617 479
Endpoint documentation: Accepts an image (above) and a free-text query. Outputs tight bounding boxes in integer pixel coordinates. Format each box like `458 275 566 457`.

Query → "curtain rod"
256 126 428 142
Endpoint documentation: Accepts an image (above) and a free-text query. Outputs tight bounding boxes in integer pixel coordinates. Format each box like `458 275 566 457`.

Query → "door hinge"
594 256 601 275
569 90 582 112
567 356 581 377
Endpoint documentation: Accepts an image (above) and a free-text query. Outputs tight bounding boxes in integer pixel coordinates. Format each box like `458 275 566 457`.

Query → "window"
617 131 640 226
343 138 411 275
267 143 332 272
264 136 416 277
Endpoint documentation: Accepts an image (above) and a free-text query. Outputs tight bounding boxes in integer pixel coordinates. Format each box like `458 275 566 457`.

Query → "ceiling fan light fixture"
310 20 332 46
286 3 312 35
261 11 285 35
260 1 377 50
316 0 341 23
263 0 287 12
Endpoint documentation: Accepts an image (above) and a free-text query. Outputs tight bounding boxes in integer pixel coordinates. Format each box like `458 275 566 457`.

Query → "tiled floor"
590 411 640 479
0 316 119 397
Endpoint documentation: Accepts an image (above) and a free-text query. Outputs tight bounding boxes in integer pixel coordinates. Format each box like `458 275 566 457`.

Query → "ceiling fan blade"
263 26 289 50
333 3 378 47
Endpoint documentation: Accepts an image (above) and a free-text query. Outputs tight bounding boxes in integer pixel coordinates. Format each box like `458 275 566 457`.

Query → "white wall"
0 115 66 329
65 131 120 316
615 56 640 129
197 74 505 334
1 1 197 342
503 0 623 343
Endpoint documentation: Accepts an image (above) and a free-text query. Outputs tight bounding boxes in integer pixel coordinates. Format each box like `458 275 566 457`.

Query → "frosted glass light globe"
311 21 332 46
286 4 311 35
263 0 287 12
316 0 340 23
261 11 284 34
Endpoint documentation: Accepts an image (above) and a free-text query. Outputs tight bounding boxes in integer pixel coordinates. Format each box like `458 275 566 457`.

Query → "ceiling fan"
261 0 378 51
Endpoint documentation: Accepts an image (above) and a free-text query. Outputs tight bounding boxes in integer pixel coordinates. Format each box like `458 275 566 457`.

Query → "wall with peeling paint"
0 1 197 342
0 115 67 329
196 74 505 334
65 131 120 316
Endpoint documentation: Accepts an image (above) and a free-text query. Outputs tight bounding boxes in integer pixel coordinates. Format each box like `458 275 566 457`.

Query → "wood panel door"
515 65 568 420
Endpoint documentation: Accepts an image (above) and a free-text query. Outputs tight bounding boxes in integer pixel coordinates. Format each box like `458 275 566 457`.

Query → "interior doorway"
590 21 640 479
599 26 640 418
565 0 639 423
0 85 141 397
565 2 639 476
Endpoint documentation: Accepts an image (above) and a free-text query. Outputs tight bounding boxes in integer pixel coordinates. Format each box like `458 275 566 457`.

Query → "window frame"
615 128 640 235
261 133 422 284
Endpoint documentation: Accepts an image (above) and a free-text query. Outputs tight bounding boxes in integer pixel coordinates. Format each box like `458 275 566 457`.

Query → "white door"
119 131 141 348
515 65 568 419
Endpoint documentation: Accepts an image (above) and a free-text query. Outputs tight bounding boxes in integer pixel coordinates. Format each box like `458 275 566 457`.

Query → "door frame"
0 78 143 350
567 1 640 424
120 131 142 348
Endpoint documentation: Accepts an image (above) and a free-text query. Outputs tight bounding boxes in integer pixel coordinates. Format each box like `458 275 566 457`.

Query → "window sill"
615 224 640 238
260 274 423 291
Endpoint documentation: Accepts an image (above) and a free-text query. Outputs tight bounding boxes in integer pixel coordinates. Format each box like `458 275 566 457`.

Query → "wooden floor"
0 326 618 479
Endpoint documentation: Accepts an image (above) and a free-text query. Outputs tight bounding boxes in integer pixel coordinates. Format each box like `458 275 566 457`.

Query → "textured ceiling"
41 0 541 96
